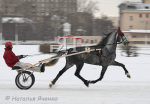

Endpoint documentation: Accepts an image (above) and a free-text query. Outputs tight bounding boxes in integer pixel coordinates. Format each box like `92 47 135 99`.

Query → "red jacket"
3 48 19 67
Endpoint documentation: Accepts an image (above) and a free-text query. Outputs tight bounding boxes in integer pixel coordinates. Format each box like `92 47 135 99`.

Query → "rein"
98 41 123 47
105 42 122 46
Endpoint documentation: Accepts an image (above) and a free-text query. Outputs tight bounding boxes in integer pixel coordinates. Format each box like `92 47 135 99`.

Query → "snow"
0 45 150 104
2 17 34 23
137 9 150 10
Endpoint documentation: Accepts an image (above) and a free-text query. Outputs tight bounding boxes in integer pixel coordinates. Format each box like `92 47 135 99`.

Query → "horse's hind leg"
50 62 74 87
111 61 131 78
90 66 108 84
74 63 89 87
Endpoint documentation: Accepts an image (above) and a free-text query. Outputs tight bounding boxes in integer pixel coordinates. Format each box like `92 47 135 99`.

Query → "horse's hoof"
88 80 92 83
84 81 89 87
49 83 53 88
89 81 95 84
49 81 53 88
126 73 131 78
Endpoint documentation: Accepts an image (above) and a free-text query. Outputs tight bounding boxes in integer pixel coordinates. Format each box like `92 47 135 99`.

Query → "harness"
93 34 126 65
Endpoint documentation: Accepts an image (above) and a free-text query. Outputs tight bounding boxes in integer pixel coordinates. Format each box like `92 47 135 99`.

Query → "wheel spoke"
15 71 35 89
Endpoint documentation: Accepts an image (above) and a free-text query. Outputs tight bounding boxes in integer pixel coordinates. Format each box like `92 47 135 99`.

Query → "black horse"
50 27 130 87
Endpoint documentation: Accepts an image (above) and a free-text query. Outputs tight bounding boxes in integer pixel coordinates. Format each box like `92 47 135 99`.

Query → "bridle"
95 32 127 55
104 32 126 46
117 32 127 44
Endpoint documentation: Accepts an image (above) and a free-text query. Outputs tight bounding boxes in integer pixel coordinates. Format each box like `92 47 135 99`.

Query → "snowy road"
0 81 150 104
0 45 150 104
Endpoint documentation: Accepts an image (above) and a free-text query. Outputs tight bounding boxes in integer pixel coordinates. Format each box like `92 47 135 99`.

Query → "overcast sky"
94 0 142 17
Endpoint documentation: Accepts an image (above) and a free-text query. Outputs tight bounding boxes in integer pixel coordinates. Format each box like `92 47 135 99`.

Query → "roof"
66 35 74 37
119 2 150 11
123 30 150 33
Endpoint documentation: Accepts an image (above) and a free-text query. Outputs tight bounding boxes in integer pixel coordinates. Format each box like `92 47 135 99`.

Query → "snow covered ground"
0 45 150 104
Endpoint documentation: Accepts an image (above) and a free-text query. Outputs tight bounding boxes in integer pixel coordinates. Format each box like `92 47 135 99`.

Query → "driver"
3 41 45 72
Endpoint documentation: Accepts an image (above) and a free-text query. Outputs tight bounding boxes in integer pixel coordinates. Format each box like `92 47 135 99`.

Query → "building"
0 0 77 41
78 36 102 45
118 0 150 44
58 35 102 45
143 0 150 3
0 0 77 22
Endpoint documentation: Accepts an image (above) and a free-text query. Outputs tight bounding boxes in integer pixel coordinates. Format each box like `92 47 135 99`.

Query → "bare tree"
94 16 115 36
77 0 100 15
67 12 93 36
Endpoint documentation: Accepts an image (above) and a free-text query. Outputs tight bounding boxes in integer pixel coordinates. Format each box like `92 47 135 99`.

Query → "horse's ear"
117 26 122 35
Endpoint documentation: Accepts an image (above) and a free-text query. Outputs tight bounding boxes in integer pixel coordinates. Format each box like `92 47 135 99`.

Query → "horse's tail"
45 50 68 67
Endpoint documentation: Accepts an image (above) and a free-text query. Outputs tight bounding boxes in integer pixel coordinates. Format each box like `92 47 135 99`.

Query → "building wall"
119 1 150 44
0 0 77 22
120 11 150 31
143 0 150 3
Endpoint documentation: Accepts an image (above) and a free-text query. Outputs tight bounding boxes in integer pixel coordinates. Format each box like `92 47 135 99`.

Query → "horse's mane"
97 32 113 47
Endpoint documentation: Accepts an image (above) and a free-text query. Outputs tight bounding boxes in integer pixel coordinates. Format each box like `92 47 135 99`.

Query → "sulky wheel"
15 71 35 90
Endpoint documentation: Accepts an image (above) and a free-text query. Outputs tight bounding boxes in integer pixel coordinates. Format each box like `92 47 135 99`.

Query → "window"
37 17 41 21
82 39 84 43
146 21 149 25
41 4 45 7
139 21 143 25
64 8 67 12
41 12 45 15
146 14 149 18
128 5 136 9
32 4 36 7
132 36 137 38
95 39 97 43
37 13 40 15
91 40 94 44
145 6 149 9
139 14 142 18
55 4 58 7
129 26 133 30
64 4 67 7
86 39 89 43
129 16 133 21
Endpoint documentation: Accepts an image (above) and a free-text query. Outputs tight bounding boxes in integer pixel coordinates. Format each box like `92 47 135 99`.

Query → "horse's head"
117 26 129 45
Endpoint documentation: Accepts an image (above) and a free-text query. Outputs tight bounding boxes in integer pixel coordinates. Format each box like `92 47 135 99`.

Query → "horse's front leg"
111 61 131 78
89 66 108 84
74 63 90 87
